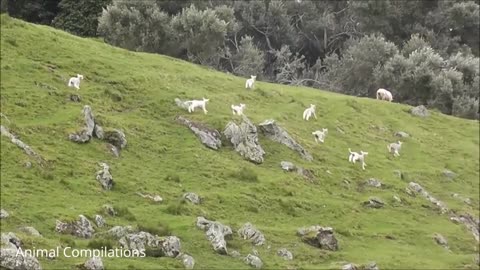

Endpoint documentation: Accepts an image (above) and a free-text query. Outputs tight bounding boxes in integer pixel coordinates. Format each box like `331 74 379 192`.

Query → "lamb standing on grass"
376 88 393 102
68 74 84 90
187 98 210 114
387 141 403 157
231 103 246 115
312 128 328 143
245 75 257 89
303 104 317 121
348 148 368 170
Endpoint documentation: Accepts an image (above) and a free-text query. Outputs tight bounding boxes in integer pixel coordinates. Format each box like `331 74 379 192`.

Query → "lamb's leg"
313 112 317 119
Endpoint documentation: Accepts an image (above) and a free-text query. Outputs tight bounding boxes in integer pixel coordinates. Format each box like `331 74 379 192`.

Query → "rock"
433 233 448 249
0 209 9 219
19 227 42 237
277 248 293 260
258 119 313 161
69 105 96 143
238 223 266 246
475 254 479 266
393 170 403 179
296 225 323 236
393 195 402 203
84 256 104 270
363 197 385 208
1 125 46 166
119 232 181 258
175 116 222 150
0 248 42 270
183 192 201 205
24 161 32 168
161 236 182 258
178 253 195 269
342 263 358 270
223 115 265 164
94 215 105 227
410 105 429 117
70 94 81 102
107 226 135 239
196 217 232 254
174 98 191 110
394 131 410 138
244 254 263 269
137 192 163 203
103 204 117 216
362 262 379 270
104 129 127 150
442 169 457 180
316 227 339 251
449 214 479 242
96 163 114 190
93 125 104 140
407 182 448 214
1 232 21 249
365 178 382 188
55 215 95 238
280 161 296 172
229 250 241 258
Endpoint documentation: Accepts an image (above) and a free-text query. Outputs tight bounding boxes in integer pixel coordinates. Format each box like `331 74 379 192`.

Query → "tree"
229 35 265 78
6 0 60 25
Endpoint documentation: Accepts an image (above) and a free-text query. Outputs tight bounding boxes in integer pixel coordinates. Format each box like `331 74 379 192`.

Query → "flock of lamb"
67 73 403 170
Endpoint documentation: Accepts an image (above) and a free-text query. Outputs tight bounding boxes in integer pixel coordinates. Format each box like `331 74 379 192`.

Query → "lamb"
187 98 209 114
387 141 403 157
302 104 317 121
312 128 328 143
376 88 393 102
348 148 368 170
245 75 257 89
231 103 246 115
68 74 84 90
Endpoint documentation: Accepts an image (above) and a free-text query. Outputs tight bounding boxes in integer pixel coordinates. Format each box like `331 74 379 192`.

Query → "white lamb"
68 74 84 90
245 75 257 89
376 88 393 102
312 128 328 143
387 141 403 157
348 148 369 170
187 98 209 114
303 104 317 121
231 103 246 115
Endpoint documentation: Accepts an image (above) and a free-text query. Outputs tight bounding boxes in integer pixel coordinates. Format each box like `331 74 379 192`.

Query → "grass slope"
1 15 479 269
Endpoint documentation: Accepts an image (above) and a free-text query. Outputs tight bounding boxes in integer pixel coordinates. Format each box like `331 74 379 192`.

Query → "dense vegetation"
2 0 479 119
0 15 479 269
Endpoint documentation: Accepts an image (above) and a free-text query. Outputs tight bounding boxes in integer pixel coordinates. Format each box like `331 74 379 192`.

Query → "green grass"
1 15 479 269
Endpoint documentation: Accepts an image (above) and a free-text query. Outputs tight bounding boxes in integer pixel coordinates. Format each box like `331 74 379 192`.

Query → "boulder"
69 105 95 143
365 178 382 188
55 215 95 238
316 227 339 251
276 248 293 260
84 256 104 270
442 169 457 180
93 125 104 140
94 215 105 227
137 192 163 203
69 94 81 102
296 225 323 237
0 248 42 270
183 192 201 205
258 119 313 161
1 232 21 249
107 226 135 239
449 214 479 242
363 197 385 208
433 233 448 249
362 262 379 270
238 223 265 246
196 217 232 254
407 182 448 214
244 254 263 269
106 143 120 157
280 161 296 172
175 116 222 150
178 253 195 269
410 105 429 117
229 250 241 258
280 161 314 180
119 232 181 258
224 115 265 164
394 131 410 138
19 227 42 237
0 209 9 219
96 163 114 190
342 263 358 270
104 129 127 150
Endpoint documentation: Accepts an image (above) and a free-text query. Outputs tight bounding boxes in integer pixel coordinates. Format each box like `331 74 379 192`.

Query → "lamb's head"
240 103 246 108
361 151 369 156
310 104 316 109
77 74 84 80
250 75 257 80
398 141 403 145
203 98 210 102
322 128 328 134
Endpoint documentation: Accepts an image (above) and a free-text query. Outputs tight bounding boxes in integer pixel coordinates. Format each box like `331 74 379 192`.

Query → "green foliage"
230 167 259 183
87 238 115 250
137 222 171 236
230 35 265 77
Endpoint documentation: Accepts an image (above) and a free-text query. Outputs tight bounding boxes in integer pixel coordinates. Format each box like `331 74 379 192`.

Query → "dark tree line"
2 0 479 119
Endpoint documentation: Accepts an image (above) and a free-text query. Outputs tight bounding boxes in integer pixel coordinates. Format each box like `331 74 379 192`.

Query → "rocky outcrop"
1 232 21 249
363 197 385 208
394 131 410 138
19 227 42 237
342 263 358 270
433 233 448 249
196 217 232 254
0 248 42 270
1 125 46 166
450 214 479 242
406 182 448 214
119 232 181 258
224 115 265 164
104 129 127 150
238 223 265 246
280 161 314 180
183 192 201 205
68 105 96 143
176 116 222 150
70 94 81 102
178 253 195 269
299 226 338 251
258 119 312 161
55 215 95 238
277 248 293 260
137 192 163 203
107 226 135 239
365 178 382 188
410 105 429 117
0 209 9 219
244 254 263 269
96 163 114 190
84 256 104 270
94 215 105 227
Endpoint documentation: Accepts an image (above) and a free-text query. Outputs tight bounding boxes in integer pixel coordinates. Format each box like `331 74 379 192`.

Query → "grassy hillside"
0 15 479 269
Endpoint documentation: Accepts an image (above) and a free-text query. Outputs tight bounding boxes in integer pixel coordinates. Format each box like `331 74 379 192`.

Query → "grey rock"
94 215 105 227
342 263 358 270
281 161 314 179
19 227 42 237
96 163 114 190
449 214 479 242
363 262 379 270
410 105 429 117
102 204 117 216
55 215 94 238
277 248 293 260
93 125 104 140
365 178 382 188
229 250 241 258
178 253 195 269
407 182 448 214
296 225 323 237
137 192 163 203
107 226 135 239
183 192 201 205
119 232 181 258
238 223 265 246
70 94 81 102
224 115 265 164
0 248 42 270
196 217 232 254
176 116 222 150
442 169 457 180
0 209 9 219
1 125 46 166
84 256 104 270
258 119 312 161
433 233 448 249
24 161 32 168
280 161 296 172
174 98 191 110
104 129 127 150
105 143 120 157
394 131 410 138
1 232 21 249
363 197 385 208
161 236 182 258
316 227 339 251
69 105 95 143
244 254 263 269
